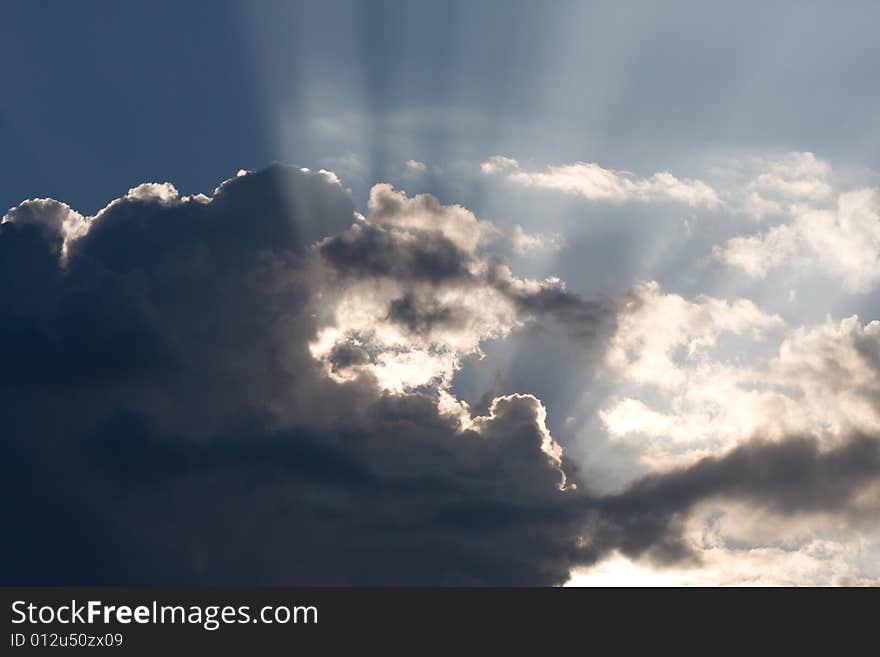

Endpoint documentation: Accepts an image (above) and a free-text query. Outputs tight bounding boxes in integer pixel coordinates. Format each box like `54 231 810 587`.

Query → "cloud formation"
2 164 878 585
0 165 600 584
599 283 880 474
749 151 832 202
402 159 428 176
480 155 720 208
713 153 880 292
718 187 880 292
310 183 593 399
587 434 880 568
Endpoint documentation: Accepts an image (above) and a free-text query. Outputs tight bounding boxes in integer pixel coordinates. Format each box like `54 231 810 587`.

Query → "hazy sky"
3 1 880 585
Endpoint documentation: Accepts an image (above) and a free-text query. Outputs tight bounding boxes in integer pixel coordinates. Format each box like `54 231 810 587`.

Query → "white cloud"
309 275 522 394
2 198 88 259
599 283 880 468
367 183 558 254
494 223 565 254
717 152 880 291
718 187 880 292
402 159 428 176
739 190 784 220
604 281 783 390
750 151 832 202
480 155 720 208
367 183 487 252
124 181 180 204
715 223 800 278
480 155 519 174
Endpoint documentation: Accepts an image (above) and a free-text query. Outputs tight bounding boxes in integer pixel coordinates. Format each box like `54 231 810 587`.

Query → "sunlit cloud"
481 155 721 208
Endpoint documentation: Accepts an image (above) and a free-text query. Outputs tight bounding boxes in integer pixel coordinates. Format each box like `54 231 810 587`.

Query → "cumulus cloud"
604 281 784 390
480 155 720 208
364 182 558 255
0 165 605 584
718 188 880 292
1 198 88 259
749 151 832 202
714 152 833 220
600 283 880 473
3 164 878 586
739 190 785 220
402 159 428 176
311 184 606 404
714 153 880 292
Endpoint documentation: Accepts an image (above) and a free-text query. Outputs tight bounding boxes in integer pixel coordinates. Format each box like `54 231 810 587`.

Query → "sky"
3 1 880 585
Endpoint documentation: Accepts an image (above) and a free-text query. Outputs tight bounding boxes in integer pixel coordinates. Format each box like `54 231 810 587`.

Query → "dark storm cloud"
487 260 618 345
319 221 470 282
588 435 880 565
386 292 463 334
327 341 370 373
0 165 589 585
2 164 877 585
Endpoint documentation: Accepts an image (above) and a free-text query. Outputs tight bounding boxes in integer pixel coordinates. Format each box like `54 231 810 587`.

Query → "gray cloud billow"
1 165 877 585
587 435 880 565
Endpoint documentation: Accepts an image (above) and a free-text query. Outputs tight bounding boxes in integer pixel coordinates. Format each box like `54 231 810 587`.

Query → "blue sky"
5 1 879 211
